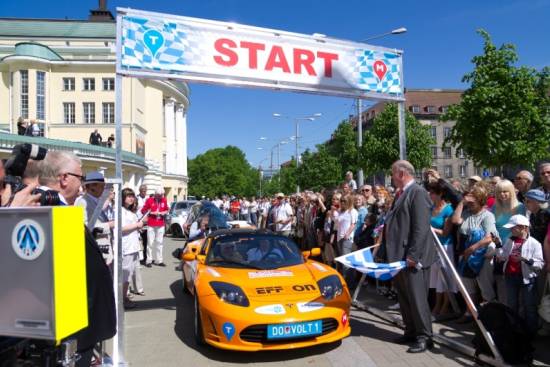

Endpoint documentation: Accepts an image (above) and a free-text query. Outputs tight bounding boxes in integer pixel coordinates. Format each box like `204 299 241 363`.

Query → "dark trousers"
140 230 148 263
76 347 94 367
393 267 433 340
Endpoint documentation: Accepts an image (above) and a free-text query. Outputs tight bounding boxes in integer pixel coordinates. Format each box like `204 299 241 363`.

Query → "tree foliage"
326 120 359 176
443 29 550 168
187 146 257 198
362 103 434 174
297 146 342 191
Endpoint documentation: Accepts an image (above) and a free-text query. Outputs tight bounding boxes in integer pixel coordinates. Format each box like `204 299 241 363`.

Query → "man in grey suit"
380 160 437 353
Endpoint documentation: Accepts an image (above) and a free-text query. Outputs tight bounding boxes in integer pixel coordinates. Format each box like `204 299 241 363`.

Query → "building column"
164 98 176 174
175 104 187 176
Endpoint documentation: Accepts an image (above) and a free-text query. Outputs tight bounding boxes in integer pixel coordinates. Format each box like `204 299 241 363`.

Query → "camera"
2 143 61 206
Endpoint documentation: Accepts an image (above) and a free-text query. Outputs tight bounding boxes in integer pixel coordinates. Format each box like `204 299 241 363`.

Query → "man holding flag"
379 160 437 353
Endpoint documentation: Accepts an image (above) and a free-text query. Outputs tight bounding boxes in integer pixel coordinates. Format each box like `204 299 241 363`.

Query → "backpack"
472 302 534 364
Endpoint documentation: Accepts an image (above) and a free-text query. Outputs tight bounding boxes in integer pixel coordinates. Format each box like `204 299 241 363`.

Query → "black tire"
194 292 206 346
172 224 182 238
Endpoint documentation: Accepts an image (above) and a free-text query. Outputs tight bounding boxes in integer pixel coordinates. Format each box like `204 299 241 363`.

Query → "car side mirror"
310 248 321 257
197 255 206 264
183 253 196 262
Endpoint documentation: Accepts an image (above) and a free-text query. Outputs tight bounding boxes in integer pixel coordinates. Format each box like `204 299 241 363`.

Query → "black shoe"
155 262 166 267
393 335 416 345
145 263 152 268
407 339 433 353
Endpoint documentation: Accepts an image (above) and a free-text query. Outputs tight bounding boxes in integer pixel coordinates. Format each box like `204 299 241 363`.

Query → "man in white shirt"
345 171 358 192
274 193 294 237
136 184 148 264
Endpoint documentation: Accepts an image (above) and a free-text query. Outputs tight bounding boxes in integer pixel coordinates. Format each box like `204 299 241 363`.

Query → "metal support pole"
113 12 126 367
357 98 364 187
295 120 300 193
398 101 407 160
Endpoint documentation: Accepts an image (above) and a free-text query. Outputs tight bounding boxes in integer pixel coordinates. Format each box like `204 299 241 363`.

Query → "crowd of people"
208 164 550 348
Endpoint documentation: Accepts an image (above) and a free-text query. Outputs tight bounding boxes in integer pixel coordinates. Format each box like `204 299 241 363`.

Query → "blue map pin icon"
222 322 235 341
143 29 164 58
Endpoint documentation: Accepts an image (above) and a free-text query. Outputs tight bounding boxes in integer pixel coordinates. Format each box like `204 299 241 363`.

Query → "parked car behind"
167 200 198 237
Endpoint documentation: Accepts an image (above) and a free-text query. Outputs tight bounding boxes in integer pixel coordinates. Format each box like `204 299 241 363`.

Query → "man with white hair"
514 170 533 203
379 160 436 353
36 150 84 205
141 187 169 267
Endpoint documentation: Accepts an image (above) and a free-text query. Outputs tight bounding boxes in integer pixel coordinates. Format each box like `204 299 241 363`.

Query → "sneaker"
155 262 166 267
145 263 152 268
388 302 400 310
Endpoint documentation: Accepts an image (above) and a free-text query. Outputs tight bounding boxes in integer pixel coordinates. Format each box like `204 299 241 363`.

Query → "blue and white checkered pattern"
352 50 401 95
336 248 405 281
122 16 206 71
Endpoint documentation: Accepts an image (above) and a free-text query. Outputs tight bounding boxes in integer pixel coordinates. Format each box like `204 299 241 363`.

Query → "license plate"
267 320 322 339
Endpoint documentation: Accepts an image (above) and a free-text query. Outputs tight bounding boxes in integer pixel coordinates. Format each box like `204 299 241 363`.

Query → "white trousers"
147 226 165 263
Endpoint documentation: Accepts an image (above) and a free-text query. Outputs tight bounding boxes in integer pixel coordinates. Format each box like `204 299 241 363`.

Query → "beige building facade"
0 15 190 201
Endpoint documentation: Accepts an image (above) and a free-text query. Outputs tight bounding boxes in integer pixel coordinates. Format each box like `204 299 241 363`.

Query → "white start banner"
117 8 404 101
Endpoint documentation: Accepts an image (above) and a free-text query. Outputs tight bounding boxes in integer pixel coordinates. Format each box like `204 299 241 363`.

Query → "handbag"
539 276 550 323
458 228 487 277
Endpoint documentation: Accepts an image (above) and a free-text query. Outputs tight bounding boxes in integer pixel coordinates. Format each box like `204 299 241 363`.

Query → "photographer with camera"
75 172 115 267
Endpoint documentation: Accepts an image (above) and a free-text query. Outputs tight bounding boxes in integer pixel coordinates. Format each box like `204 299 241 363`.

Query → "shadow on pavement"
125 297 177 312
169 280 342 363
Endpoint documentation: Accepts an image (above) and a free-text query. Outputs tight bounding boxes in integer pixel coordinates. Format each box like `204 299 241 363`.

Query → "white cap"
503 214 530 228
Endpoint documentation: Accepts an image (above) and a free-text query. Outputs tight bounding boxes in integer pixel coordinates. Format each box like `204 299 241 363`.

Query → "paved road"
124 236 474 367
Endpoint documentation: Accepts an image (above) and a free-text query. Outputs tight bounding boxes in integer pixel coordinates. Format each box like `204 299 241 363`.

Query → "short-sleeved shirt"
459 208 497 241
431 203 453 246
337 208 358 241
274 202 294 232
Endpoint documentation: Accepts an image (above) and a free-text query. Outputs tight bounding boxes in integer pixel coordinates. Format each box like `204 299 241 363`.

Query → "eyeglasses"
361 189 371 192
65 172 85 182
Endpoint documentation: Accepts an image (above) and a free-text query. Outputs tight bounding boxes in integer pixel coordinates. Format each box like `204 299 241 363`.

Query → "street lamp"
361 27 407 42
356 27 407 187
273 112 322 192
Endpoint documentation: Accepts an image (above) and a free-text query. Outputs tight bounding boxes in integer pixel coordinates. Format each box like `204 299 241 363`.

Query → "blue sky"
4 0 550 168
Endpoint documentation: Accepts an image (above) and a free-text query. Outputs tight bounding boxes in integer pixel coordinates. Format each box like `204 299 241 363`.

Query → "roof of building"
0 18 115 39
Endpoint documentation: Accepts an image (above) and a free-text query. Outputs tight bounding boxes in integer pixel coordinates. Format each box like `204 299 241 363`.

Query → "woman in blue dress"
427 181 456 317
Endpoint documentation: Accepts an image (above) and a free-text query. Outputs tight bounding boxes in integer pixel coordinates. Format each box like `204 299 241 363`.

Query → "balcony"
0 132 146 169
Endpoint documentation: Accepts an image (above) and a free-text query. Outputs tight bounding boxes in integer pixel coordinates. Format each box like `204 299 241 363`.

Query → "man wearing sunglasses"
75 171 115 266
36 150 84 205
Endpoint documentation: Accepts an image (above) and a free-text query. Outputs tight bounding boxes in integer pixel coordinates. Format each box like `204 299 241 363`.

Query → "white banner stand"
351 228 509 367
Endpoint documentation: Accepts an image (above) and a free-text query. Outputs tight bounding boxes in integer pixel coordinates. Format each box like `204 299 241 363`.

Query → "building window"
103 78 115 91
63 77 75 91
20 70 28 118
36 71 46 120
162 153 167 173
83 78 95 91
431 146 438 159
426 105 436 113
458 148 465 158
443 147 452 159
102 102 115 124
430 126 437 139
83 102 95 124
441 105 449 113
459 165 466 177
444 165 453 178
444 127 452 138
410 105 420 113
63 102 75 124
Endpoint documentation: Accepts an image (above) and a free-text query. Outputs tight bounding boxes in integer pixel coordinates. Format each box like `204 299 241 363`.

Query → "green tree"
187 146 257 197
362 103 434 174
443 30 550 168
326 120 359 177
297 146 342 191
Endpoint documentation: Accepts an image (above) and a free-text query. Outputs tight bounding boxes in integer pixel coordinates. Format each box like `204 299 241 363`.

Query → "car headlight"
317 275 343 301
209 281 250 307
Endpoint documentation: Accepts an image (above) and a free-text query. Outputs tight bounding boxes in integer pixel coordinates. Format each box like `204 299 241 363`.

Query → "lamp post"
273 112 322 193
258 158 268 197
357 27 407 187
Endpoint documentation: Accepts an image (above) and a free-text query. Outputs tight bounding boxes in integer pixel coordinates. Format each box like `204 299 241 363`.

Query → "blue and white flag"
335 247 406 281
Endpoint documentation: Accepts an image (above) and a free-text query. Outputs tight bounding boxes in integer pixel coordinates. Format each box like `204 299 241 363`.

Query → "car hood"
197 261 337 301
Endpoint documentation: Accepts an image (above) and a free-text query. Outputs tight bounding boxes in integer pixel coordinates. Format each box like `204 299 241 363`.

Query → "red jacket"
141 196 169 227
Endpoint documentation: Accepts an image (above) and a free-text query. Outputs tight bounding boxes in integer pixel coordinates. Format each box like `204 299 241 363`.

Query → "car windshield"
186 201 230 231
205 234 304 270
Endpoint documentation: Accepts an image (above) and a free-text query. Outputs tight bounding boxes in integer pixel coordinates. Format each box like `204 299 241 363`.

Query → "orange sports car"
180 229 351 351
